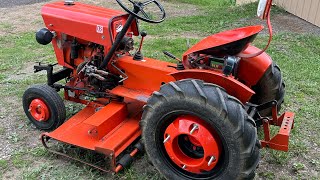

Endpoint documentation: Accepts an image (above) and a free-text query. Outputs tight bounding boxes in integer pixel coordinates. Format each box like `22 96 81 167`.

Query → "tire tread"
142 79 259 180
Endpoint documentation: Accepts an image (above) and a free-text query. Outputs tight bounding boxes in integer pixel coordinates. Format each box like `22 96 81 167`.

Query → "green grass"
0 0 319 179
0 127 4 135
0 160 8 169
141 1 259 36
0 23 13 31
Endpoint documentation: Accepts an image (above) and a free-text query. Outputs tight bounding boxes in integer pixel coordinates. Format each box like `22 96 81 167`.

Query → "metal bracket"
34 63 72 87
246 100 295 151
258 101 295 152
260 112 295 151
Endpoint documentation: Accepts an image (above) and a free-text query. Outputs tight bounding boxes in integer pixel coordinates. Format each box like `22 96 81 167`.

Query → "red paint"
171 69 255 103
183 25 264 57
42 1 139 67
29 99 50 122
261 112 295 151
237 45 273 87
115 56 177 92
163 115 221 173
114 56 255 103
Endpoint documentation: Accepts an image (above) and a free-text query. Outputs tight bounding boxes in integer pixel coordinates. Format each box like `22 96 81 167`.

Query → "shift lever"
133 31 147 60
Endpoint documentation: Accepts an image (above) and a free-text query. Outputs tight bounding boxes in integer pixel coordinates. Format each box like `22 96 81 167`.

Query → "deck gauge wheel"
23 84 66 131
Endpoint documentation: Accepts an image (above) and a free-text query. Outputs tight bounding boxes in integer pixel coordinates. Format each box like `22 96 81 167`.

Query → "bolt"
208 156 216 166
37 105 41 108
163 135 170 143
64 0 74 5
182 165 186 169
190 124 199 134
28 108 31 112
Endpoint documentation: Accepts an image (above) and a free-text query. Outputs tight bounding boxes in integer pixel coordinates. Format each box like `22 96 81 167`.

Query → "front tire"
141 79 260 180
22 84 66 131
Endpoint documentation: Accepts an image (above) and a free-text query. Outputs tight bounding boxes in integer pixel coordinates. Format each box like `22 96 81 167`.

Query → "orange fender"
170 69 255 103
237 45 273 87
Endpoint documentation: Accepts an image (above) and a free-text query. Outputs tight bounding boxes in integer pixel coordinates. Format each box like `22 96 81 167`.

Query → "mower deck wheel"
141 79 260 180
23 84 66 131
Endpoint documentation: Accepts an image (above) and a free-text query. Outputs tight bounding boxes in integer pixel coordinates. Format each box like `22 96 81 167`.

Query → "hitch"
34 62 72 87
256 101 295 151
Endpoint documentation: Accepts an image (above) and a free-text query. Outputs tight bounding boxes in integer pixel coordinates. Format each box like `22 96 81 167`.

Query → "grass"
141 1 259 36
0 0 319 179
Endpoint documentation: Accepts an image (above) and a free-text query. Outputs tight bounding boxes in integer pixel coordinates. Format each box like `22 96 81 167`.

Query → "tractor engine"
67 36 133 93
55 35 135 98
35 1 139 98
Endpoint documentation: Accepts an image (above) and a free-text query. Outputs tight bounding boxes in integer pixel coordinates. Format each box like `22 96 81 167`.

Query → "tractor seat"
183 25 264 56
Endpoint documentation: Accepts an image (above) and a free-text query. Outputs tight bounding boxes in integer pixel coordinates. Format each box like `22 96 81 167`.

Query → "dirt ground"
0 0 319 179
243 13 320 35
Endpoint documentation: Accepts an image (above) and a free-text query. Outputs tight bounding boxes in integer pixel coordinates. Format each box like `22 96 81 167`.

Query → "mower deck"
42 99 143 170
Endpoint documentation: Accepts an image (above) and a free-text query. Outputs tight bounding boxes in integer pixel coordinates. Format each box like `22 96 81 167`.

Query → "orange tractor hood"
41 1 139 46
183 25 264 58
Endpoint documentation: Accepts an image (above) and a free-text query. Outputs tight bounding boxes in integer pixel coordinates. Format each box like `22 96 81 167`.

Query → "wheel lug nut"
190 124 199 134
163 135 170 143
208 156 216 166
37 105 41 108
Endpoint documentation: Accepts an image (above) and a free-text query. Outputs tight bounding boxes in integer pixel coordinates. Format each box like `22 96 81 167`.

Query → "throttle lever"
163 51 181 62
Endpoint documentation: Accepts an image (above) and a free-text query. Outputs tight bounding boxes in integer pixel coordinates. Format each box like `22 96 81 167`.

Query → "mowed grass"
0 0 319 179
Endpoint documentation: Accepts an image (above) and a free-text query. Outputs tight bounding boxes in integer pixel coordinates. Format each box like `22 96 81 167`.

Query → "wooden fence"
236 0 320 27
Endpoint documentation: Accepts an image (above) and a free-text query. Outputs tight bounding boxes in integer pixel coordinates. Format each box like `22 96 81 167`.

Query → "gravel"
0 0 51 8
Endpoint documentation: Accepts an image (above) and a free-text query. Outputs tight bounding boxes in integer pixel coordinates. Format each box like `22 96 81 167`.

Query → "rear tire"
250 63 285 116
23 84 66 131
141 79 260 180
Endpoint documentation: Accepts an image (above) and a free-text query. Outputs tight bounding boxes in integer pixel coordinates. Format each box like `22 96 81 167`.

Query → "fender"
170 69 255 103
237 45 273 87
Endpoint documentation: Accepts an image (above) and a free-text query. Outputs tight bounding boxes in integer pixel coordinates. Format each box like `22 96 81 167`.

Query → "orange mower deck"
41 99 144 172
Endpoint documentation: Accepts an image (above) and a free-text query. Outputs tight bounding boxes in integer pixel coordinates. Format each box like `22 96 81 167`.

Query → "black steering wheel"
116 0 166 23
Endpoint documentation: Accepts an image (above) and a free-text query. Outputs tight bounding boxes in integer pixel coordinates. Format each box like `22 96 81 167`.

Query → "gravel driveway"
0 0 50 8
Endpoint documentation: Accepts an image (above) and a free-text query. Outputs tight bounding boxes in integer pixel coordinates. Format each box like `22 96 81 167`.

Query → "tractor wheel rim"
29 98 50 122
163 115 221 174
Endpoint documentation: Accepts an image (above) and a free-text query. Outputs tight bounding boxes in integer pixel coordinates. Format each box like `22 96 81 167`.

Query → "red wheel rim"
163 115 221 174
28 98 50 122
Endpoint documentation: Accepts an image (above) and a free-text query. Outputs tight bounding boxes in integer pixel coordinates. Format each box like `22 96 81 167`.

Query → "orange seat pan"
183 25 264 56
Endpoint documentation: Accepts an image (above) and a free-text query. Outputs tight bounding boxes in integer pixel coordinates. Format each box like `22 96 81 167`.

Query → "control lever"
163 51 185 70
163 51 181 62
133 31 147 60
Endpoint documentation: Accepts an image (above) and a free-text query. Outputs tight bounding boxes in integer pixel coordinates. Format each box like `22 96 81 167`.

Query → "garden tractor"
22 0 295 179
